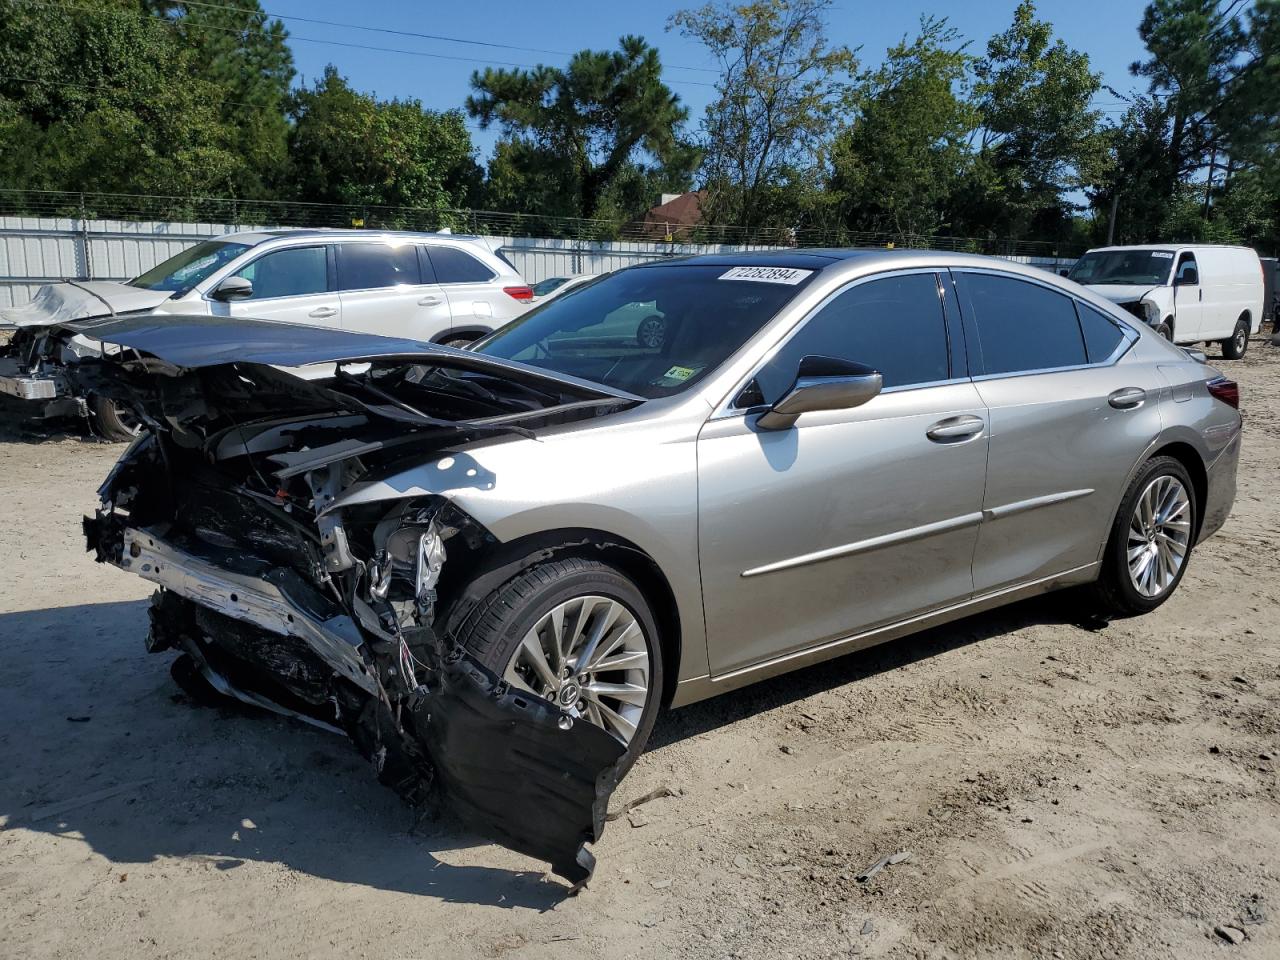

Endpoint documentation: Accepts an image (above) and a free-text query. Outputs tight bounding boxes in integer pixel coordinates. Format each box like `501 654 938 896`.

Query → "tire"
636 315 667 349
1221 316 1249 360
456 557 663 778
1089 455 1197 617
442 336 477 349
89 394 142 441
1155 320 1174 341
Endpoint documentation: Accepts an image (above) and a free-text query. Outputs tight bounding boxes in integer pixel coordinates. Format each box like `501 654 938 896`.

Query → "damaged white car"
66 251 1240 886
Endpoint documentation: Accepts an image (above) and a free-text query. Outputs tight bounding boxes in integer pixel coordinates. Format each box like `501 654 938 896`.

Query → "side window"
747 273 950 405
427 246 496 284
1175 253 1198 284
336 243 421 291
963 273 1086 376
1076 302 1126 362
232 246 328 300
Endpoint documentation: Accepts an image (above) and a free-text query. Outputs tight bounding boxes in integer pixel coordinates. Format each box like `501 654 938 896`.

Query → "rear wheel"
89 394 142 441
1221 315 1249 359
457 557 663 778
1089 456 1196 617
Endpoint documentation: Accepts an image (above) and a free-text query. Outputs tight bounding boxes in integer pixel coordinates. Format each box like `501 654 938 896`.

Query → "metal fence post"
78 192 92 280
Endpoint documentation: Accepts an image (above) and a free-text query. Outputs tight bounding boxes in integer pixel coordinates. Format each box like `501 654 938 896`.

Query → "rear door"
954 270 1160 593
424 244 502 335
335 242 452 340
698 270 989 676
222 244 339 328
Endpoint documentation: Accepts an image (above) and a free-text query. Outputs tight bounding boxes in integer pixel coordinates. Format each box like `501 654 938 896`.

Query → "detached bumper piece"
415 648 625 890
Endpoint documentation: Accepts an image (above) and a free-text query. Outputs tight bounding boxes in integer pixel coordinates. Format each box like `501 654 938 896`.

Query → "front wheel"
457 557 663 778
1221 316 1250 360
1089 456 1196 617
89 394 142 441
1155 320 1174 342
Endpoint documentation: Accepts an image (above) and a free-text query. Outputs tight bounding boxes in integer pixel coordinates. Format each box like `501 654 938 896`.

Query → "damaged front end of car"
76 315 643 889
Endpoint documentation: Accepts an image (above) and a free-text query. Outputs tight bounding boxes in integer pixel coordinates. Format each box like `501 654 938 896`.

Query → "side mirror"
1175 268 1198 287
757 355 883 431
211 276 253 301
1058 268 1070 277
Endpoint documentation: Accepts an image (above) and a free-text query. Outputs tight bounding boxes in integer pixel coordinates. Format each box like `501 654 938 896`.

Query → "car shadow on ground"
0 588 1104 908
647 590 1105 751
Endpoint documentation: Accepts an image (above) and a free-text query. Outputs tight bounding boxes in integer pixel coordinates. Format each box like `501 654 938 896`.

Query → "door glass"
1175 253 1198 284
337 243 421 291
427 246 496 283
1076 302 1126 362
232 246 328 300
750 272 950 404
964 274 1086 375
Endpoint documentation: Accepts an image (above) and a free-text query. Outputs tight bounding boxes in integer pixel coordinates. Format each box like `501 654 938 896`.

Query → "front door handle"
418 295 443 306
1108 387 1147 409
308 306 338 319
927 415 986 443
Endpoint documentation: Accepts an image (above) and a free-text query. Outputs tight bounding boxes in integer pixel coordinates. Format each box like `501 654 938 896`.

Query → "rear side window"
427 246 496 283
232 246 328 300
1076 302 1126 362
752 273 950 403
336 243 421 291
962 273 1086 375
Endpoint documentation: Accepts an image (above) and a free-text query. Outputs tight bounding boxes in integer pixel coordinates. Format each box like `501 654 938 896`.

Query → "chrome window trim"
709 266 955 420
951 266 1138 383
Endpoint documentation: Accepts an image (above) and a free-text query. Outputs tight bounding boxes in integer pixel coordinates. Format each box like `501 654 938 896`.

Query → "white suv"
0 230 534 437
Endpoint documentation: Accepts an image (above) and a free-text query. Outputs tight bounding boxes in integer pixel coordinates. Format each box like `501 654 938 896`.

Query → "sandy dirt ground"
1 344 1278 960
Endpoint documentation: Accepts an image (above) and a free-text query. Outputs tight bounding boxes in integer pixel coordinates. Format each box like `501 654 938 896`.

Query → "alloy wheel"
1126 475 1192 598
503 595 651 744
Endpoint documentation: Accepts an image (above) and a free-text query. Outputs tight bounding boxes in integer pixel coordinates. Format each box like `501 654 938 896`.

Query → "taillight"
503 285 534 302
1207 376 1239 408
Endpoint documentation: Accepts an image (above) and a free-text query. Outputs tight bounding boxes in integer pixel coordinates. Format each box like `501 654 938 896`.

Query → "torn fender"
415 646 626 890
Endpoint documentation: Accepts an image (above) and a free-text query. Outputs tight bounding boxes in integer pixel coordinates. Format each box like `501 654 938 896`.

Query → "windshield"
1068 250 1175 286
475 264 814 398
129 240 252 295
532 277 571 297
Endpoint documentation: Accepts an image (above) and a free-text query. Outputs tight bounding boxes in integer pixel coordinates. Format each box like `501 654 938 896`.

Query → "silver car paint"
324 251 1241 707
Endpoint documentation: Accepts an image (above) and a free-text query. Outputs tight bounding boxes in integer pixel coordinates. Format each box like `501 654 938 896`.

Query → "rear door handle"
418 295 443 306
308 306 338 319
1108 387 1146 409
927 415 985 443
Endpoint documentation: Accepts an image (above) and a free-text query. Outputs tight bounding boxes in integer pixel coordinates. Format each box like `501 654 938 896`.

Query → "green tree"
670 0 856 236
286 66 481 219
468 36 695 222
965 0 1105 242
146 0 295 199
830 17 977 239
0 0 248 199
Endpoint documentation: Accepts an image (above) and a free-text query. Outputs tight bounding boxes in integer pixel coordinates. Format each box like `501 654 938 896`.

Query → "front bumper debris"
89 519 625 889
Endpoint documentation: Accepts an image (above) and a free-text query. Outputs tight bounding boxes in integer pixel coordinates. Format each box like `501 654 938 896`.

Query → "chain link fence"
0 188 1083 257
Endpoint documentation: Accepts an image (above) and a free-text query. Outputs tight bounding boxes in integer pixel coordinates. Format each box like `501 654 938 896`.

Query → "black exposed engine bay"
73 314 642 889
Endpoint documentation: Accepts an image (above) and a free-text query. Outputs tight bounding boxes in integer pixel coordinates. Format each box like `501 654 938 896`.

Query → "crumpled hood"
0 280 174 329
1081 284 1164 305
60 313 642 401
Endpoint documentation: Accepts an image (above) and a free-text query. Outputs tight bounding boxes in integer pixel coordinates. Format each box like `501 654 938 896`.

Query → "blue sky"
269 0 1155 161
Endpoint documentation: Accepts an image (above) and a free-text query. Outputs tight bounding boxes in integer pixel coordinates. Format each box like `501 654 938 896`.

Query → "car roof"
629 248 1050 273
1085 243 1256 253
221 228 496 246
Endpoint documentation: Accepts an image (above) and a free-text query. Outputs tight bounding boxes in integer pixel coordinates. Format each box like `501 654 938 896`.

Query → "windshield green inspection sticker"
719 266 813 285
662 365 698 382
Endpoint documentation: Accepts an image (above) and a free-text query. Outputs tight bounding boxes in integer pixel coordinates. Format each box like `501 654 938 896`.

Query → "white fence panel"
0 217 1078 308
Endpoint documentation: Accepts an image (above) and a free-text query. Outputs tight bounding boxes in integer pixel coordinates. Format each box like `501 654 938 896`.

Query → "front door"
1172 252 1204 340
222 244 340 328
698 271 989 677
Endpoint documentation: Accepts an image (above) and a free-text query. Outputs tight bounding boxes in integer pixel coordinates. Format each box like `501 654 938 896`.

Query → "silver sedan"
79 250 1241 886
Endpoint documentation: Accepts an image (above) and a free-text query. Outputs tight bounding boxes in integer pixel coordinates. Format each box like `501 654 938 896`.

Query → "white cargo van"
1067 244 1264 358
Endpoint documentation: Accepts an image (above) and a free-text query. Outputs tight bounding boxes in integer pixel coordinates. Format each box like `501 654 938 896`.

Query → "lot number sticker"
719 266 813 285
